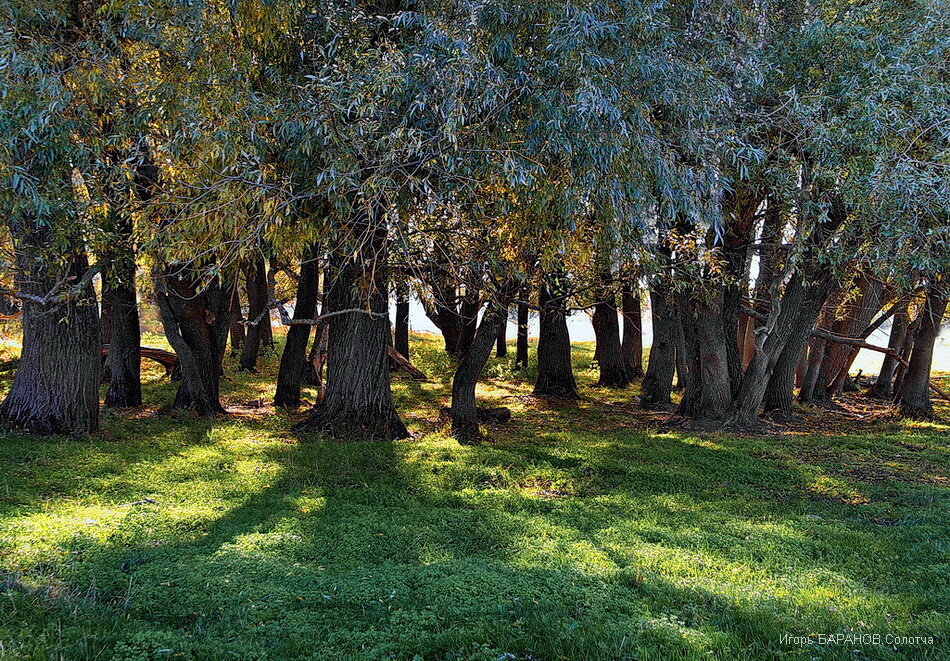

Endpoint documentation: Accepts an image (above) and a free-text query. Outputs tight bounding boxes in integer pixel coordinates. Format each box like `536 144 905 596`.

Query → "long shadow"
3 406 947 659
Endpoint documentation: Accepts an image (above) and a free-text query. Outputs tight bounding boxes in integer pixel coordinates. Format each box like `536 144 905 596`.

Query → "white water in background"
395 298 950 374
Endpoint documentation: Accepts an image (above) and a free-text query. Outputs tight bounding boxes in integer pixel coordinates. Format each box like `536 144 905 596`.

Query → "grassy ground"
0 332 947 660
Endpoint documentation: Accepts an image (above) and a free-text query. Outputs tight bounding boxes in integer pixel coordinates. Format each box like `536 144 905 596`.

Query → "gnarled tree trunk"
228 281 245 357
676 294 731 421
155 268 230 415
0 230 101 435
640 286 676 408
868 304 909 399
295 217 408 440
452 300 509 442
394 280 410 358
495 311 508 358
240 255 269 372
533 278 577 399
592 284 630 388
621 282 644 378
274 245 321 408
515 294 529 370
895 284 947 419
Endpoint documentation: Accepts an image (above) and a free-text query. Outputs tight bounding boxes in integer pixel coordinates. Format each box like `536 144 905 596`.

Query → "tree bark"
533 278 578 399
0 230 101 435
274 244 321 408
155 268 230 415
394 280 410 358
515 293 530 370
495 310 508 358
295 217 408 440
239 255 269 371
676 294 732 421
868 304 909 399
592 282 630 388
621 282 644 378
727 193 848 426
452 300 509 442
640 286 677 408
228 281 245 357
101 214 142 408
895 284 947 419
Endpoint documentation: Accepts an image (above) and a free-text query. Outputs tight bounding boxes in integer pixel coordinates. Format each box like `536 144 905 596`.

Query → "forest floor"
0 332 947 660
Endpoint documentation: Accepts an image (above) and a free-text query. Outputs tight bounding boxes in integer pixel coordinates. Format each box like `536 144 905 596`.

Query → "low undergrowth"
0 333 947 659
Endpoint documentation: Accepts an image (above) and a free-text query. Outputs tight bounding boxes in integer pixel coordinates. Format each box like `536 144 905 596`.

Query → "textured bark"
721 193 759 396
240 255 269 371
421 264 464 355
394 281 410 359
761 322 810 416
728 194 848 426
295 218 407 440
515 295 530 370
640 286 677 408
621 282 644 378
676 294 732 421
457 292 480 358
867 305 909 399
592 287 630 388
274 245 321 408
495 311 508 358
895 285 947 419
155 269 230 415
817 276 884 399
228 282 245 357
101 242 142 408
452 301 508 442
0 230 101 435
744 198 786 366
798 287 843 404
533 278 578 399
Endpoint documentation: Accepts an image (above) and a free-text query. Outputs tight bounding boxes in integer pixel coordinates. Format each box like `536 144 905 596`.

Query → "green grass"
0 333 947 660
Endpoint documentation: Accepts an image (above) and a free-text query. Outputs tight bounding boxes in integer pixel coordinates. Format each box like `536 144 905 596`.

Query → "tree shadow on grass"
2 419 947 660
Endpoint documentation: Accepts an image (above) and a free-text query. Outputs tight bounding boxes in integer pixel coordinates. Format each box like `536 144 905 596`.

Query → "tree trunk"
274 244 320 408
394 281 410 359
592 286 630 388
761 326 809 417
868 305 909 399
820 276 884 399
676 295 731 421
456 292 480 358
295 217 408 440
495 311 508 358
533 279 578 399
452 301 508 442
155 268 230 415
0 230 101 435
228 281 245 357
421 270 464 356
240 255 269 371
101 211 142 408
621 282 644 378
728 193 848 426
263 255 277 349
640 286 676 408
515 294 529 370
895 285 947 419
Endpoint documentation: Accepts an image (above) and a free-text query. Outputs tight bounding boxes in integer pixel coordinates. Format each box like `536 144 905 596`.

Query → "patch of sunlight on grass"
0 332 947 660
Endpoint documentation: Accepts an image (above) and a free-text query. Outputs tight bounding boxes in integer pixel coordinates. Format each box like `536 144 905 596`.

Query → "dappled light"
1 335 947 659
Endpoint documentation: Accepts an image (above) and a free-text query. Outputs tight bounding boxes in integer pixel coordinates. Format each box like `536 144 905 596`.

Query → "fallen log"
388 348 428 381
439 406 512 424
102 346 178 377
